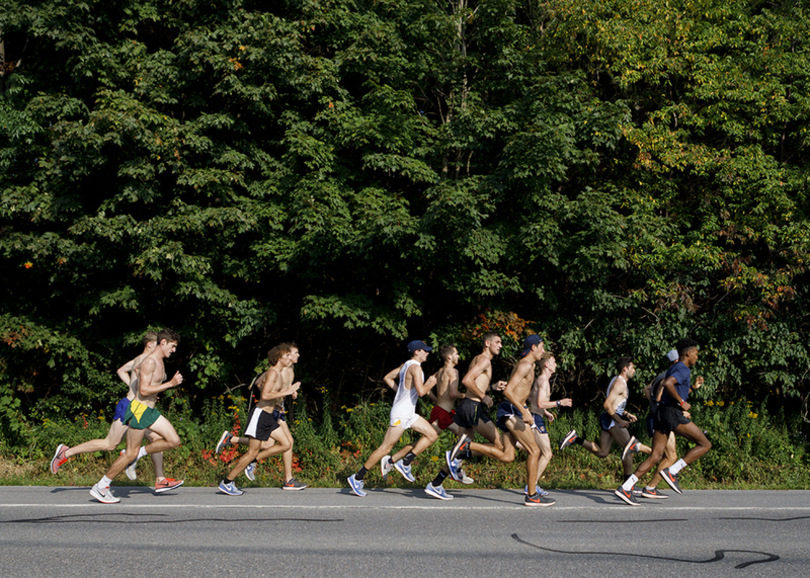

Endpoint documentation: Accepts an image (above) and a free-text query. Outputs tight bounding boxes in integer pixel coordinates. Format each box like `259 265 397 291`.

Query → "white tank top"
606 376 627 416
391 360 422 416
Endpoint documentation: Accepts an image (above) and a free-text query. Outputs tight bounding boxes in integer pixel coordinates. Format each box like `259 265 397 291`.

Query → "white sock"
99 476 112 490
669 459 687 475
137 446 148 460
622 474 638 491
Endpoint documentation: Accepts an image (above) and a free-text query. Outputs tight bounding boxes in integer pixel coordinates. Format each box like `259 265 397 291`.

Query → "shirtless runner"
450 334 555 506
51 332 172 488
215 343 306 490
522 352 571 496
218 343 301 496
442 332 513 480
89 328 185 504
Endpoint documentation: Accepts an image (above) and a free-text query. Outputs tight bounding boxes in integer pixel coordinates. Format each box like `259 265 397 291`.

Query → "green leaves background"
2 0 809 429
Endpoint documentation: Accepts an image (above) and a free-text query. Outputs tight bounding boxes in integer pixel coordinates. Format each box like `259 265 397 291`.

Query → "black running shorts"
453 398 491 429
654 405 691 435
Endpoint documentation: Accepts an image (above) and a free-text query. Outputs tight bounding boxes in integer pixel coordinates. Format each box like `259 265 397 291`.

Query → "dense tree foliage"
2 0 809 438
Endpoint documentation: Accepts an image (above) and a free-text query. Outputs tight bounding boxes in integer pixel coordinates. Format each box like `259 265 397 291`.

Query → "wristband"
678 400 685 407
556 400 561 408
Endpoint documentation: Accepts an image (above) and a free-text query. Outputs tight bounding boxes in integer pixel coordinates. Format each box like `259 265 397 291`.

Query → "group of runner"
50 328 711 507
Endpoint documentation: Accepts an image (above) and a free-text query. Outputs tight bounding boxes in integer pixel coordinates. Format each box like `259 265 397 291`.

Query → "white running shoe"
380 455 393 480
90 483 120 504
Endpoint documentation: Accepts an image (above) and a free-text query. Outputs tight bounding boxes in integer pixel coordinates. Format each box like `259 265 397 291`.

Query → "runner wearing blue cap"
347 340 439 497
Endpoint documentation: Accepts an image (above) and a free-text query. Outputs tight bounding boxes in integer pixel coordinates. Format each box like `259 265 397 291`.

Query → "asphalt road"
1 485 808 577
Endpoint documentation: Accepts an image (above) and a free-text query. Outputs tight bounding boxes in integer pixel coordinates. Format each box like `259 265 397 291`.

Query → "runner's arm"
661 375 690 410
503 364 533 424
116 357 138 386
412 365 435 397
461 358 490 399
383 365 402 392
448 369 463 400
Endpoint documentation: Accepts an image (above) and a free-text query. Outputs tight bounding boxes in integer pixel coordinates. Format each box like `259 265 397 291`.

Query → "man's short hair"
267 342 298 366
617 356 634 374
439 344 457 362
538 352 555 372
676 338 699 359
142 331 158 347
482 331 500 346
156 328 180 345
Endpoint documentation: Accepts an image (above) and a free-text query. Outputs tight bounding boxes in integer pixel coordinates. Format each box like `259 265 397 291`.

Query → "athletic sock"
645 486 656 492
621 474 638 491
356 466 368 481
137 446 148 460
669 459 687 475
99 476 113 490
432 470 449 487
574 437 585 446
402 452 416 466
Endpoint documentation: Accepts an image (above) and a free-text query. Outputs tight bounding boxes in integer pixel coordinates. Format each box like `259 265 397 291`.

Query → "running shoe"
524 485 550 497
614 485 641 506
621 436 641 461
245 461 256 481
458 465 474 485
631 484 642 497
380 455 393 480
347 474 367 497
660 468 683 494
215 431 233 454
641 487 668 499
50 444 68 474
124 455 139 481
218 479 244 496
445 451 462 482
425 482 453 500
559 430 578 450
155 478 184 493
449 434 471 463
90 483 120 504
394 459 415 483
525 491 555 507
282 477 307 490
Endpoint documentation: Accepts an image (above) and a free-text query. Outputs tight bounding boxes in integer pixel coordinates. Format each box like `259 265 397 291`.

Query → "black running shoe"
525 491 555 507
660 468 682 494
641 487 668 499
614 485 641 506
